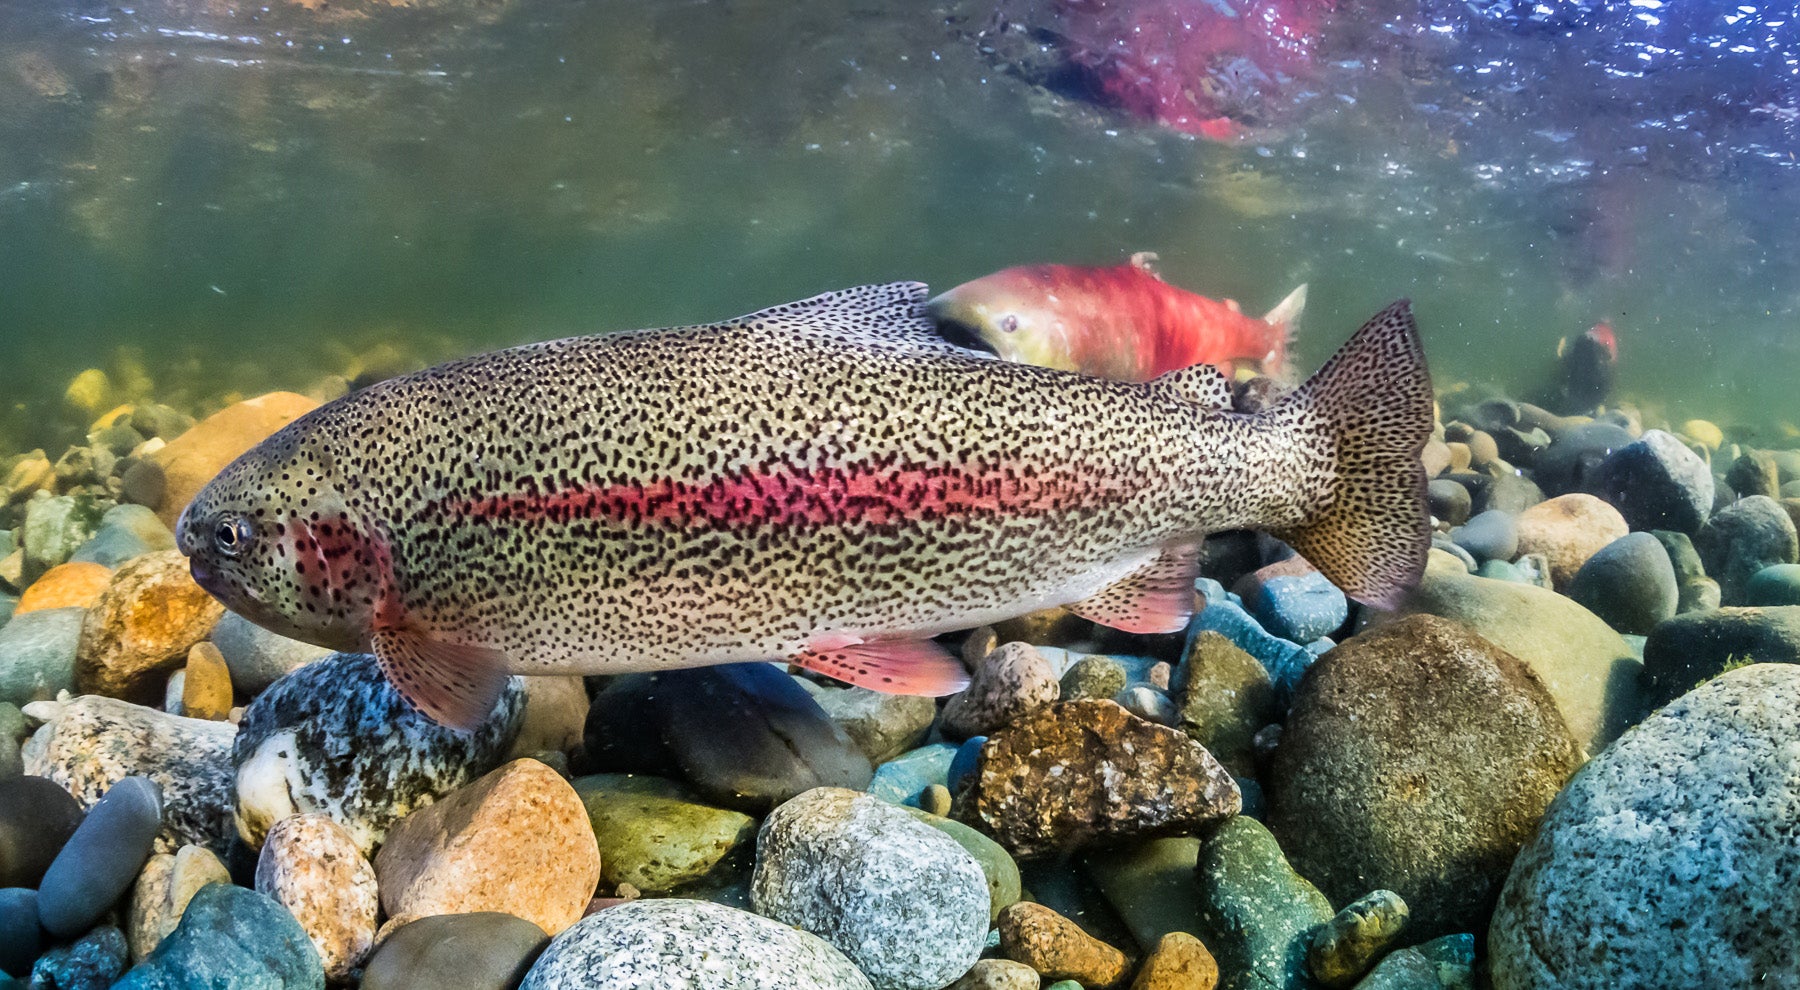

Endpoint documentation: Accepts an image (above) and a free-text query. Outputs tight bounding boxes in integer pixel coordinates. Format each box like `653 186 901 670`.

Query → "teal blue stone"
867 743 958 806
69 505 176 568
28 925 126 990
1195 816 1333 990
1474 559 1528 583
1242 572 1349 644
1746 564 1800 606
946 736 984 795
114 883 323 989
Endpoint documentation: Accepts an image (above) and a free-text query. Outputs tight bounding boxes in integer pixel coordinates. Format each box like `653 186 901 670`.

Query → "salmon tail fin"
1258 283 1308 378
1266 299 1433 610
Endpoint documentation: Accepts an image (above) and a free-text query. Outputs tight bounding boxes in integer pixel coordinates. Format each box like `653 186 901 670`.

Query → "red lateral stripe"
447 465 1103 528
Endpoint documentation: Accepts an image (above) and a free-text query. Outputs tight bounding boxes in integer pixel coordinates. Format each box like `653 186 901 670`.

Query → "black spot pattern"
178 285 1433 675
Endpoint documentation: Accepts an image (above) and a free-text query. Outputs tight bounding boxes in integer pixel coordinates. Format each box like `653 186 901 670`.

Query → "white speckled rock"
521 898 872 990
940 642 1059 741
231 652 523 854
751 787 988 990
256 813 379 981
21 694 236 853
1490 663 1800 989
125 845 232 961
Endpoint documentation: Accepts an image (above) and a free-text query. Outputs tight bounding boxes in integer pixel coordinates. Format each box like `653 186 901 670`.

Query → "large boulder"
1694 495 1799 604
1640 605 1800 705
1364 550 1646 755
1490 664 1800 988
1592 429 1714 533
1267 616 1583 940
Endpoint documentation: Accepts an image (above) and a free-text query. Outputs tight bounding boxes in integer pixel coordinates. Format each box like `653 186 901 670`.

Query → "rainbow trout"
178 283 1432 729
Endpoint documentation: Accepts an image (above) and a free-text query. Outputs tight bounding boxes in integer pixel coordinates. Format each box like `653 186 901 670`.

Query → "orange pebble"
16 561 114 614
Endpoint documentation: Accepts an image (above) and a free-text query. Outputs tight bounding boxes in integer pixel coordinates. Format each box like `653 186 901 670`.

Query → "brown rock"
145 391 319 529
1266 615 1583 940
256 813 379 980
941 642 1061 740
16 561 113 614
180 642 233 721
1515 493 1629 590
373 758 600 936
125 845 231 961
946 958 1040 990
76 550 225 703
999 901 1131 988
957 700 1239 858
1132 932 1220 990
1173 631 1276 777
3 451 54 505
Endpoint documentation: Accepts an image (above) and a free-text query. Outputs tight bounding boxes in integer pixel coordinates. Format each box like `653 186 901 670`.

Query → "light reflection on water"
0 0 1796 451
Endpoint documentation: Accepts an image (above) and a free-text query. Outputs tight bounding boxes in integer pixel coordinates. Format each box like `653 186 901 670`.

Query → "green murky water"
1 0 1797 453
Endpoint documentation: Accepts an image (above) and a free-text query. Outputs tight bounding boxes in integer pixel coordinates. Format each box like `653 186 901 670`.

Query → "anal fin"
372 628 513 732
1064 544 1202 635
791 637 970 696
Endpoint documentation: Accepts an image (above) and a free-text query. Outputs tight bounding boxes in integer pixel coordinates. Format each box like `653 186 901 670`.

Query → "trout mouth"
924 312 999 356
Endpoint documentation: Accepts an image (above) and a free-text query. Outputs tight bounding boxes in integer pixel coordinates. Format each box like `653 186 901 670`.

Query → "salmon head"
924 266 1083 372
175 419 378 654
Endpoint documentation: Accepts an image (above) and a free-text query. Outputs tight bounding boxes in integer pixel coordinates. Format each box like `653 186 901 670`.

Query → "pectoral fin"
1064 544 1203 634
791 637 971 696
372 627 513 732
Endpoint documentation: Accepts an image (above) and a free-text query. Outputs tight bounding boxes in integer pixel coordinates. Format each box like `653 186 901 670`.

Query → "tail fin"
1267 300 1433 610
1258 283 1308 377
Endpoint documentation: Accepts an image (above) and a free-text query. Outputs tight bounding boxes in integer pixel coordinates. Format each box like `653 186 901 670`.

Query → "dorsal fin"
729 282 984 357
1153 363 1234 411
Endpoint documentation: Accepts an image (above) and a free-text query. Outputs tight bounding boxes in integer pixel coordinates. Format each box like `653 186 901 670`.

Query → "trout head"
177 430 379 654
925 270 1079 372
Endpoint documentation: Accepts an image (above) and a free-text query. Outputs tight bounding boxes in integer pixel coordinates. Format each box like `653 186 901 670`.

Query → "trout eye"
212 514 255 559
999 314 1020 334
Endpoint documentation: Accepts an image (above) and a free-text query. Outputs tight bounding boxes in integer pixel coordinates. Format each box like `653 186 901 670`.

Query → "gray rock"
751 787 988 990
27 924 126 990
1725 450 1781 499
0 776 83 889
941 642 1059 741
1565 532 1680 636
1536 422 1634 497
1592 429 1713 533
361 913 548 990
520 899 872 990
1237 564 1350 644
811 686 937 766
232 652 523 854
1173 631 1277 778
944 960 1039 990
67 506 175 569
1695 495 1799 603
21 496 106 584
1473 472 1547 516
1679 576 1723 613
1641 606 1800 705
21 696 235 853
867 743 958 807
113 883 324 990
1449 509 1519 563
507 676 589 760
207 612 331 696
0 608 84 707
1080 836 1206 952
900 807 1021 924
1490 664 1800 989
0 888 38 978
1269 616 1583 940
1746 563 1800 605
1352 948 1441 989
1651 529 1706 584
1426 479 1471 526
1059 656 1128 701
37 777 162 938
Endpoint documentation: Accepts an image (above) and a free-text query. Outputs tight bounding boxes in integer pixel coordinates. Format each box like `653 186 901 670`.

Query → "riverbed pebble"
231 651 522 853
0 607 84 707
519 898 872 990
1308 889 1410 988
1514 494 1629 589
255 813 378 981
1745 563 1800 605
941 641 1060 740
998 901 1130 988
946 959 1040 990
28 924 127 990
67 505 175 569
113 882 324 990
36 776 161 938
1196 816 1334 990
574 773 755 894
1490 664 1800 989
957 699 1239 858
177 643 232 721
810 685 937 765
1171 631 1276 777
0 888 39 977
206 612 331 695
125 845 231 961
21 495 105 585
1640 605 1800 704
14 563 111 615
74 550 223 704
1235 558 1348 644
360 912 548 990
1448 508 1519 562
1564 531 1679 635
751 787 989 990
1695 495 1799 603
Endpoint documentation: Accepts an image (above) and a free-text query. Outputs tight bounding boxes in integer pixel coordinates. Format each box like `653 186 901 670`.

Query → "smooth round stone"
21 695 236 854
866 743 958 808
1535 422 1634 496
178 643 233 722
1059 656 1128 701
37 776 162 938
1516 494 1630 590
1565 532 1680 636
14 563 111 615
1679 577 1723 614
361 913 548 990
1475 558 1528 583
1745 564 1800 605
919 784 952 817
207 612 332 696
1450 509 1520 563
1476 472 1547 516
68 505 176 569
232 652 523 854
22 495 106 583
1694 495 1799 604
1427 478 1472 526
520 899 872 990
27 924 126 990
752 787 989 990
1680 419 1724 451
1174 631 1277 778
1196 816 1335 990
901 807 1021 924
1238 567 1350 644
1725 450 1781 499
1118 685 1178 726
0 776 85 888
997 901 1129 988
809 686 937 766
945 959 1039 990
114 882 324 990
256 814 379 980
1642 606 1800 706
941 642 1060 741
126 846 232 962
1430 535 1479 573
1491 664 1800 989
0 888 38 977
0 607 85 707
945 736 984 796
573 773 756 894
73 550 224 704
